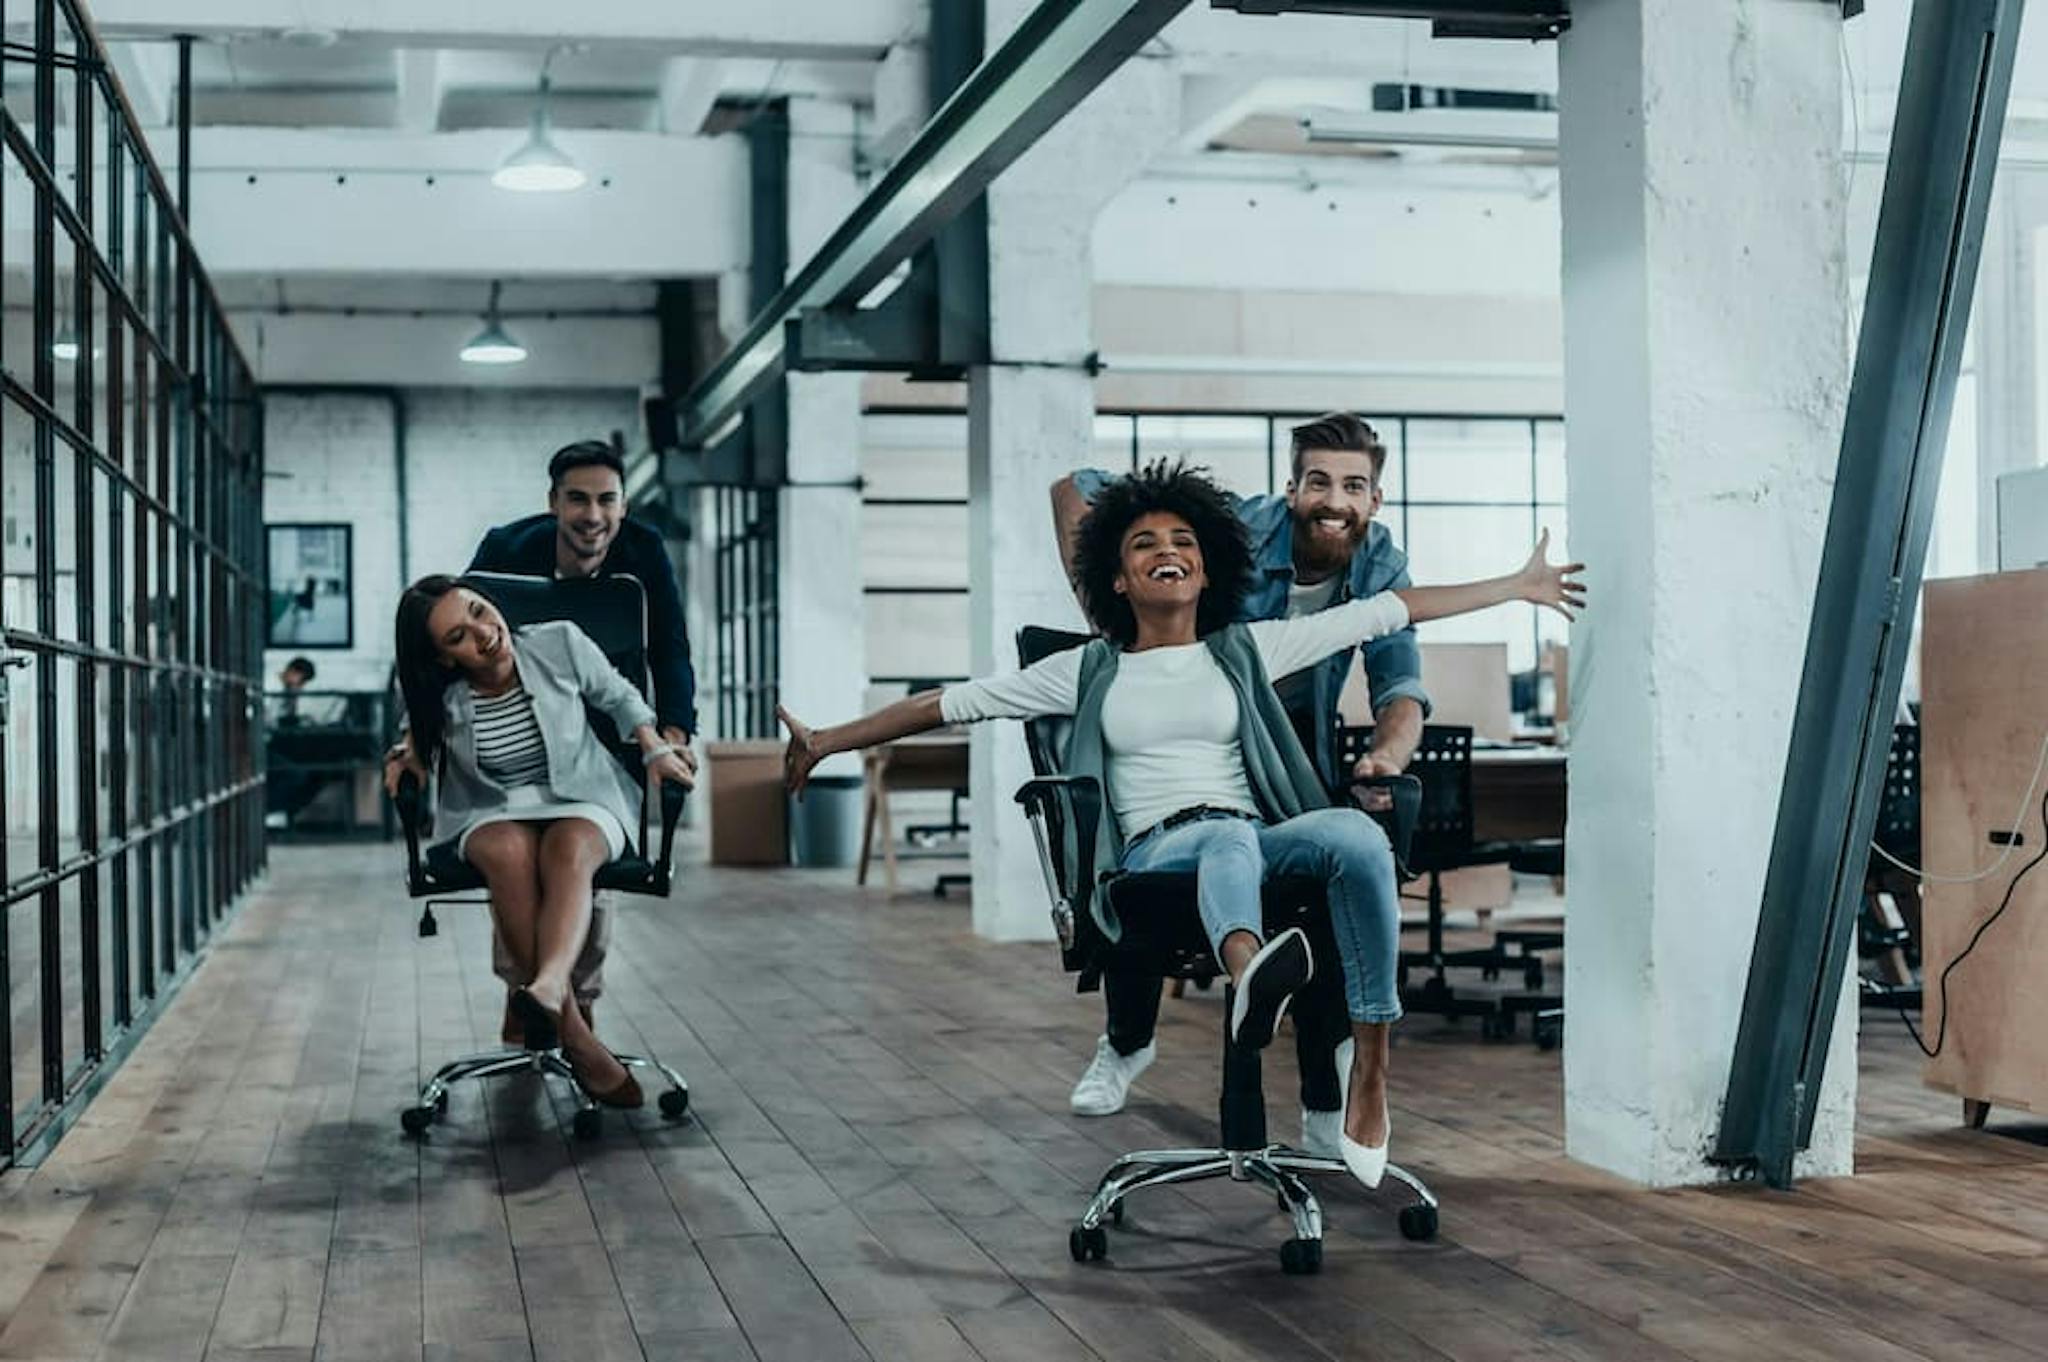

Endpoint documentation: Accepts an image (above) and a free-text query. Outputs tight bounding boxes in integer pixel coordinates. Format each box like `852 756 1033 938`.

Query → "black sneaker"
1229 927 1313 1049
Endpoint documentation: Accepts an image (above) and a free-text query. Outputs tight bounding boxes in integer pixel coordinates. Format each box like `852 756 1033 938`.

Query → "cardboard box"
706 740 789 866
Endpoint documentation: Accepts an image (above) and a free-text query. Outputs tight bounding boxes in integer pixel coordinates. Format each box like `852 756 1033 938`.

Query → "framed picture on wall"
266 522 353 649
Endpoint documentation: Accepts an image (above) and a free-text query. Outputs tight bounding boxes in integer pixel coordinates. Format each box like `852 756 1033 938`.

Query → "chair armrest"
390 771 429 892
655 777 687 874
1347 773 1421 879
1014 775 1103 967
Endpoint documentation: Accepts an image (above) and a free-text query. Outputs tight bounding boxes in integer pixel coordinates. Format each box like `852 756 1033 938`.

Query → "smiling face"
1286 446 1382 578
424 587 512 675
1112 510 1208 615
548 464 626 568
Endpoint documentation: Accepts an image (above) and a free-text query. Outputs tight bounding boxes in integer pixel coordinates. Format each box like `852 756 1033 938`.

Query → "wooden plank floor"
2 842 2045 1362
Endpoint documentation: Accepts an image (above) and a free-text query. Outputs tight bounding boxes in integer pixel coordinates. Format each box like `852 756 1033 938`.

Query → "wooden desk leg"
1963 1099 1992 1130
857 780 877 887
877 783 900 895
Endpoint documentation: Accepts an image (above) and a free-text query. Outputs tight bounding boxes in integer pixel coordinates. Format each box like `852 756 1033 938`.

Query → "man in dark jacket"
465 439 699 1040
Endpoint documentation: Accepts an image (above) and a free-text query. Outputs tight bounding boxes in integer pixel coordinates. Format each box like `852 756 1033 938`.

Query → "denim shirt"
1073 469 1430 786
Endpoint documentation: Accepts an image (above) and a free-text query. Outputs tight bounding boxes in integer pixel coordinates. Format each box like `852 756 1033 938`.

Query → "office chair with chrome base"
1012 627 1439 1275
392 572 690 1141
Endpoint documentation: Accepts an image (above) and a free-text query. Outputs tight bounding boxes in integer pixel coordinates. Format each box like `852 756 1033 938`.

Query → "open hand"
777 704 825 798
1517 529 1587 620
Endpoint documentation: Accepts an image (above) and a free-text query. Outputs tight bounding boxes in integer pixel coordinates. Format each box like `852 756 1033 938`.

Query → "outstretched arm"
779 693 945 797
1396 529 1585 625
1050 474 1091 609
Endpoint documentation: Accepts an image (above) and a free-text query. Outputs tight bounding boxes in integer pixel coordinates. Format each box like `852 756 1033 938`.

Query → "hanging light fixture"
492 59 586 193
459 282 528 364
51 328 81 362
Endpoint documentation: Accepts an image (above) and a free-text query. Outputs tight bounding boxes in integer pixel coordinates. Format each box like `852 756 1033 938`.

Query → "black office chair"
1011 627 1438 1276
1859 722 1922 1008
392 573 690 1140
1342 724 1527 1030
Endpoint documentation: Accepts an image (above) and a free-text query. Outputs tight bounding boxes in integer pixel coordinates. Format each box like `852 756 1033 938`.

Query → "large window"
1 1 265 1167
861 410 1567 684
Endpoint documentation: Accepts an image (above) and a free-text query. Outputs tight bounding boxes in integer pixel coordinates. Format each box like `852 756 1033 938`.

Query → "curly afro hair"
1072 459 1253 647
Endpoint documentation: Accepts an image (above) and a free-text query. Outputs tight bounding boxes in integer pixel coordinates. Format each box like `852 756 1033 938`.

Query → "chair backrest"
1873 722 1919 863
1016 626 1093 776
466 571 649 760
1340 722 1476 867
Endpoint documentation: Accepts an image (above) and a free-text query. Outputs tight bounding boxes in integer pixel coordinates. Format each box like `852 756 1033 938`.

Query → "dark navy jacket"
467 514 698 736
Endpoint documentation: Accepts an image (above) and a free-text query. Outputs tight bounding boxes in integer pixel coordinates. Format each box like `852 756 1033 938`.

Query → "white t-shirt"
941 593 1410 840
1273 572 1343 710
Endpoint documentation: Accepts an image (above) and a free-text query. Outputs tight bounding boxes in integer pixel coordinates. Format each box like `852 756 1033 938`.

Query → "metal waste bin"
789 773 864 868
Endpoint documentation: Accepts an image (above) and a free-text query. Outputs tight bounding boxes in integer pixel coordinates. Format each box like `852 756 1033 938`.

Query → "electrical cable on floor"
1885 783 2048 1059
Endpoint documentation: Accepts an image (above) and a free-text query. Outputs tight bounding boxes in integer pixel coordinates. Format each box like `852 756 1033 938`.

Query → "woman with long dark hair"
778 461 1583 1189
385 575 694 1107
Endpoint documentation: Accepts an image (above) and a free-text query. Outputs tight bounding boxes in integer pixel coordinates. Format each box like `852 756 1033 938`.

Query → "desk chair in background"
1860 723 1922 1008
392 572 690 1140
1013 627 1438 1276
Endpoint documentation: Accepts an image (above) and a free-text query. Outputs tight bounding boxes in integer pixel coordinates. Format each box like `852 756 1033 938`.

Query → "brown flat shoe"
587 1071 644 1110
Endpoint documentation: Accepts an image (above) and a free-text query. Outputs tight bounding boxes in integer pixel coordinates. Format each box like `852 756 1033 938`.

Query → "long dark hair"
394 574 471 767
1072 459 1253 647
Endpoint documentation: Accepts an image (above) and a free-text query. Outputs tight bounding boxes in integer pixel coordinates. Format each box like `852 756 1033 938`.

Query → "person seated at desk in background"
265 656 359 829
388 439 702 1045
778 460 1585 1189
1051 412 1430 1157
384 576 695 1108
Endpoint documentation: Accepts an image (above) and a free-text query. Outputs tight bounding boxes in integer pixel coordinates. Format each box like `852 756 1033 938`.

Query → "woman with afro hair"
779 460 1583 1189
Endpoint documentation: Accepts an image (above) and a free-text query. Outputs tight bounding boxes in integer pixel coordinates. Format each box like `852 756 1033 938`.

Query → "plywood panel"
1920 567 2048 1115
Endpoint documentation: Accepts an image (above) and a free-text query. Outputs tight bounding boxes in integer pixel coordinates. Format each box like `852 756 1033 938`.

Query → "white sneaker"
1300 1037 1355 1158
1069 1034 1154 1116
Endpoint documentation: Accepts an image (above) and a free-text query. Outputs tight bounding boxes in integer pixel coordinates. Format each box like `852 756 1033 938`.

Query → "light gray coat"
430 620 656 847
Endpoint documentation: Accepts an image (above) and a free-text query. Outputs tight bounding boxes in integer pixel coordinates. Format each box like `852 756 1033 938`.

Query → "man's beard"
1291 509 1367 576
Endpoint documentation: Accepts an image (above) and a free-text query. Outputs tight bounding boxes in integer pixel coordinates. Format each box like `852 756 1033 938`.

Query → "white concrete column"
1556 0 1852 1185
780 101 867 775
966 13 1177 940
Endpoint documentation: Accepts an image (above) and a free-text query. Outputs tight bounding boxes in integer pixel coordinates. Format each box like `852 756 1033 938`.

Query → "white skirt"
455 783 628 863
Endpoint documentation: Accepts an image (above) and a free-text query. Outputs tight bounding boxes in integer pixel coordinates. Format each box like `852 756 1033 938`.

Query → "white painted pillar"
780 101 867 775
966 11 1177 940
1556 0 1853 1185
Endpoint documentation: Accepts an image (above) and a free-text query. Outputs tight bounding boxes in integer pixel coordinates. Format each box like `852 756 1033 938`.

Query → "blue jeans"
1117 807 1403 1025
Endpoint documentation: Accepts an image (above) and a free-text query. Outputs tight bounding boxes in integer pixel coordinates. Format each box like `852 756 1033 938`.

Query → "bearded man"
1048 411 1429 1158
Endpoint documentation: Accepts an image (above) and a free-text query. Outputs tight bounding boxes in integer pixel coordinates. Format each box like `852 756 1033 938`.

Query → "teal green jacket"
1061 624 1331 942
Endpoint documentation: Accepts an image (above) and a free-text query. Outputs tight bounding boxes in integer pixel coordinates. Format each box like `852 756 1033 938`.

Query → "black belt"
1128 804 1262 848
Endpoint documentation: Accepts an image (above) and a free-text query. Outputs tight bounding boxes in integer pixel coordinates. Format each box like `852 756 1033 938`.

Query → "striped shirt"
471 683 550 788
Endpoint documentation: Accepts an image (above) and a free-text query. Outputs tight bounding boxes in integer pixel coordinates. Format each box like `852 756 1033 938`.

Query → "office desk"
1471 746 1568 843
860 733 970 893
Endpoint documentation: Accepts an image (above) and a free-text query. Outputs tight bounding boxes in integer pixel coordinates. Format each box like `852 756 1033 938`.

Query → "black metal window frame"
0 0 265 1169
859 406 1567 688
710 485 779 738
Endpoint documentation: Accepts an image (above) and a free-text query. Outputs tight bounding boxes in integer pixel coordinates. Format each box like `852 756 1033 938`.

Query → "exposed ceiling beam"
82 0 921 61
395 49 446 132
679 0 1195 446
82 127 750 278
656 58 723 136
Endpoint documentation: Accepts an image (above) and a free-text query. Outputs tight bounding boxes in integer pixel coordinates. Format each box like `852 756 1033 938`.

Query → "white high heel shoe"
1341 1079 1391 1190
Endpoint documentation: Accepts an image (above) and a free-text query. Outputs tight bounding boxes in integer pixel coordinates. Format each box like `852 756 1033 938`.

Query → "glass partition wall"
1 0 265 1168
861 410 1567 686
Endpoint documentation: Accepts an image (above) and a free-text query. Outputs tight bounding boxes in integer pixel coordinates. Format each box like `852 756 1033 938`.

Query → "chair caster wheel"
1399 1203 1439 1241
659 1087 690 1119
1280 1238 1323 1275
1107 1201 1124 1227
434 1091 449 1113
1069 1224 1108 1263
572 1108 603 1141
400 1106 434 1136
1535 1020 1562 1052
